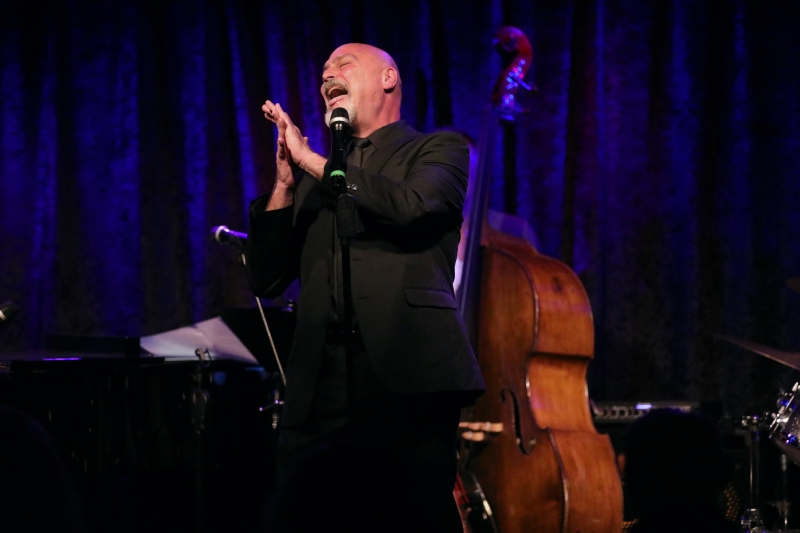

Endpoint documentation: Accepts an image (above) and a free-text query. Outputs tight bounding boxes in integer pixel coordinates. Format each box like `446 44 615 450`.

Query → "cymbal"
788 277 800 295
718 334 800 371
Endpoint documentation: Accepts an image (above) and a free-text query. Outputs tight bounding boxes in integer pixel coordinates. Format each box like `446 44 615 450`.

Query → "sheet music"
140 317 258 365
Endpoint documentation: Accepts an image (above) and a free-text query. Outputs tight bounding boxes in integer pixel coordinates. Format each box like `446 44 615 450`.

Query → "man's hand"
264 110 295 210
263 101 326 182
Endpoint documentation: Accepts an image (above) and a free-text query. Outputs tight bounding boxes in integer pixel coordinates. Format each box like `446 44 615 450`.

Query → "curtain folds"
2 0 799 414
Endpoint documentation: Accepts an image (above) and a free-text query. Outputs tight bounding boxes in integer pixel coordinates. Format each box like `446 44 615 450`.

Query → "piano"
0 306 295 533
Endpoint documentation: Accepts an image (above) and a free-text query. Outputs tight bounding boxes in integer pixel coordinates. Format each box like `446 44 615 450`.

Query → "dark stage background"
2 0 800 417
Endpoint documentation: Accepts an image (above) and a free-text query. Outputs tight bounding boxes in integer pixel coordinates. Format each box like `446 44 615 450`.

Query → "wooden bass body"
463 227 622 533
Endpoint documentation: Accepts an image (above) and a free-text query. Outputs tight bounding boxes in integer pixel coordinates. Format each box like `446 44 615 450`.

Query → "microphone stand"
328 108 364 432
333 176 365 432
209 227 288 428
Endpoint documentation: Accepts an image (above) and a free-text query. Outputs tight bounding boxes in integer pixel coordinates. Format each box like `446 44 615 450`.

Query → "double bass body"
464 228 622 533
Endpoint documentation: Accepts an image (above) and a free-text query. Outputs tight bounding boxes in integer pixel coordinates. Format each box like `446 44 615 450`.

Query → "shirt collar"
358 120 407 151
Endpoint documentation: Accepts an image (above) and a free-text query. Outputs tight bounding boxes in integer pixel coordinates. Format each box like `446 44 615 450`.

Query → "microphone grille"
211 225 228 243
0 301 18 322
330 107 350 124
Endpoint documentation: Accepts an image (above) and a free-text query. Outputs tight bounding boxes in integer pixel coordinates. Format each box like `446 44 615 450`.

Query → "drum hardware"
765 383 800 473
770 384 800 449
720 334 800 509
736 384 800 532
722 339 800 528
778 454 792 531
736 413 774 522
766 383 800 531
763 453 797 533
770 498 792 533
742 508 768 533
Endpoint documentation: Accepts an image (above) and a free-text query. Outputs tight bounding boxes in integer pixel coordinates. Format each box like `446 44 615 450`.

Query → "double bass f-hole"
500 388 536 454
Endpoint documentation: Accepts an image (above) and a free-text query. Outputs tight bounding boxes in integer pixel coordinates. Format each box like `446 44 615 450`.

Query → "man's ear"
382 68 398 92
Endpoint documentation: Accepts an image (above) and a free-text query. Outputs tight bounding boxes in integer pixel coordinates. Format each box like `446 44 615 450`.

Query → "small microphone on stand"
210 225 247 250
0 301 18 324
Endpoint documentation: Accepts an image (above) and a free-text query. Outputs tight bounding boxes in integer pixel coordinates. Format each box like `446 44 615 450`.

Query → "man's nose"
322 64 340 81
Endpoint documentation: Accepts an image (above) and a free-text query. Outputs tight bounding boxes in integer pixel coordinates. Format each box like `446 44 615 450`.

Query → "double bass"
455 26 623 533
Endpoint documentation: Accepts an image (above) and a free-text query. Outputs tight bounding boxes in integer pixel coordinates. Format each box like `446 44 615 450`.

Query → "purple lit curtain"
2 0 799 414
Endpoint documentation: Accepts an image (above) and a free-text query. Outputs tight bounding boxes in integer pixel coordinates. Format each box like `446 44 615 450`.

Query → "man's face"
320 45 384 129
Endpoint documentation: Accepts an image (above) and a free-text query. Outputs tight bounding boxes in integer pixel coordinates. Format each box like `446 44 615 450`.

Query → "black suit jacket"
246 120 485 426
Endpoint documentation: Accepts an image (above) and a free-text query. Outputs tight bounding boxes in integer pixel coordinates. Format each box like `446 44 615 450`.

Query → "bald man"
247 44 484 530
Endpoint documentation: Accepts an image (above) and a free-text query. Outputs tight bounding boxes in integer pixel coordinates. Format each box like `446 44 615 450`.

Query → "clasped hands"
262 101 326 187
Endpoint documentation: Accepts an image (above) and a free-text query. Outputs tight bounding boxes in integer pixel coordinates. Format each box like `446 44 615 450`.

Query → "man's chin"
324 102 356 128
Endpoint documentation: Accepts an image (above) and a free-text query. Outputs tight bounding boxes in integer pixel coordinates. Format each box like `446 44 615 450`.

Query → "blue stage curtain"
2 0 799 414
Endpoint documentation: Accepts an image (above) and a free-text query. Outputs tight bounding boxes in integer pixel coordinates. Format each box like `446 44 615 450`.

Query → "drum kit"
722 278 800 533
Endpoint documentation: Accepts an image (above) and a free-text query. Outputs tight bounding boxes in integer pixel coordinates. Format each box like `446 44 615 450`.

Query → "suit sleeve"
322 131 468 227
244 194 299 298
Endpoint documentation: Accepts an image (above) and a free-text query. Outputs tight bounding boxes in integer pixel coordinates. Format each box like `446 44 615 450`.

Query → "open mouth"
327 85 348 99
324 81 349 105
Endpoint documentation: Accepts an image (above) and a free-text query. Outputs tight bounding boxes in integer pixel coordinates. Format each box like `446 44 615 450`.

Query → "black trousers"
267 326 464 533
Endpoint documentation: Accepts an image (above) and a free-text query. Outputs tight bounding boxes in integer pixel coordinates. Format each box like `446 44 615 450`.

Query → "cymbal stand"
752 423 762 510
773 453 791 531
738 415 765 531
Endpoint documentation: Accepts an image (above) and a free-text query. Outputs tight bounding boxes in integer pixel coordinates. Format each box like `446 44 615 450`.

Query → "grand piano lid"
140 317 258 365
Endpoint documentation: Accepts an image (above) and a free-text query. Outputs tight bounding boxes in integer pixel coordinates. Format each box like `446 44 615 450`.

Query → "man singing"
247 43 484 531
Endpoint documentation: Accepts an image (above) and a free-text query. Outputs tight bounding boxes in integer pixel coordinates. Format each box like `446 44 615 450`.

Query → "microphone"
0 301 18 324
211 225 247 250
328 107 351 190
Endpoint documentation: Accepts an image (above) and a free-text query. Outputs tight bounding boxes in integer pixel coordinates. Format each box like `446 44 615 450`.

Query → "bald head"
321 43 402 137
